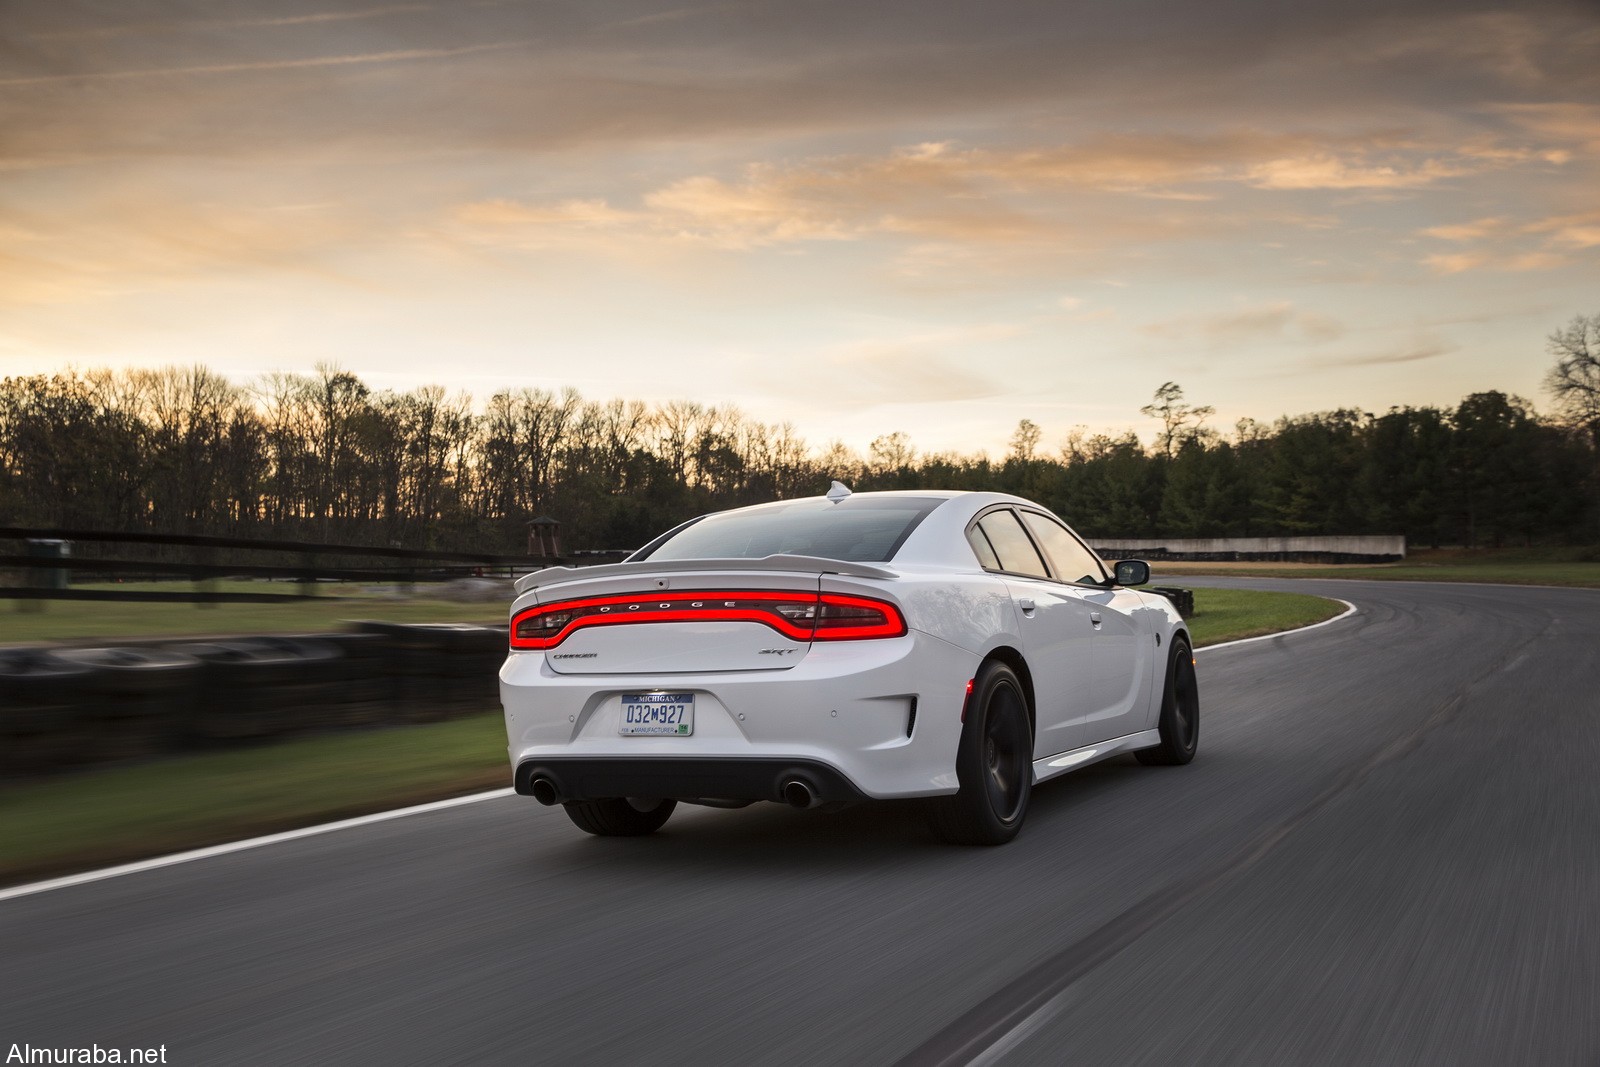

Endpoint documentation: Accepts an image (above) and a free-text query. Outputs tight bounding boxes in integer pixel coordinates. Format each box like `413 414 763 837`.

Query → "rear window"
637 497 943 563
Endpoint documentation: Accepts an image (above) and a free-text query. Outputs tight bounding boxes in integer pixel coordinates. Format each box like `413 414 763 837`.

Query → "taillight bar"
510 590 907 650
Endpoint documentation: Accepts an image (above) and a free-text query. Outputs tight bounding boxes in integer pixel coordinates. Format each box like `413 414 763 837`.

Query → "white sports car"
500 486 1197 844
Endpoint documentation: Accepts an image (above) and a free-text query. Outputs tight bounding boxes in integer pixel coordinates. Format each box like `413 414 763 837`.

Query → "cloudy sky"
3 0 1598 453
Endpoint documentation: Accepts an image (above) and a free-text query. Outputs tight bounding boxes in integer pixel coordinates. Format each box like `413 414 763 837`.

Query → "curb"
1195 598 1357 655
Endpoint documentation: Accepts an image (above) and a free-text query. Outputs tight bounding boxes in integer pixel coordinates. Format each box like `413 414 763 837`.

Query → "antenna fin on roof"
826 480 852 503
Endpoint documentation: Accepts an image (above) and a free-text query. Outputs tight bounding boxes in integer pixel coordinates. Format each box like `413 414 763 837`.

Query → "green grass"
1185 587 1345 646
1 580 506 643
0 587 1339 885
0 712 510 885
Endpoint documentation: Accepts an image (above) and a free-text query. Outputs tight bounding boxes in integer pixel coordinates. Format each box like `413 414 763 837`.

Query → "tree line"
2 316 1596 554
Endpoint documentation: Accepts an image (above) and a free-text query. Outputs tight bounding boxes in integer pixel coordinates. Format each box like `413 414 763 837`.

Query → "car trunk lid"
514 559 897 675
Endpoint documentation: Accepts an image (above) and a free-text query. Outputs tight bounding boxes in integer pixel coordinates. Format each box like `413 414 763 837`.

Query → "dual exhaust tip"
528 774 822 810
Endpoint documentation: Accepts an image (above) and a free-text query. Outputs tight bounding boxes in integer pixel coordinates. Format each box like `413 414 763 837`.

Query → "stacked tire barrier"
0 622 509 777
0 649 100 774
49 647 200 760
1147 587 1196 618
347 622 505 723
165 637 342 741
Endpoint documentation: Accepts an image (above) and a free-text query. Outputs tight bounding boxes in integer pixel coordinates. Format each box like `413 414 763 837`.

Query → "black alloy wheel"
1136 636 1200 766
929 660 1033 845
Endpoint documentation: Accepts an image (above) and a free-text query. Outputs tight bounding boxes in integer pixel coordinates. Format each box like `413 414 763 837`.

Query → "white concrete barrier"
1088 535 1404 562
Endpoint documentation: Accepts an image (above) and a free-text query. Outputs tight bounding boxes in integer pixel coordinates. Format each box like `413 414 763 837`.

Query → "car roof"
676 489 1072 570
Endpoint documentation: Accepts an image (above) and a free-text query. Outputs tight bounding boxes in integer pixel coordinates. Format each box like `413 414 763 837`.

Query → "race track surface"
3 579 1597 1065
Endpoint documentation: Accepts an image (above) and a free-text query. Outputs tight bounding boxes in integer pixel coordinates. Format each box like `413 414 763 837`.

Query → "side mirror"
1113 559 1150 586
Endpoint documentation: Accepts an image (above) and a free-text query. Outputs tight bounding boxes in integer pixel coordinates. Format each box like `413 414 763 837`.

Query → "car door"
967 508 1097 760
1017 510 1150 744
1071 585 1149 740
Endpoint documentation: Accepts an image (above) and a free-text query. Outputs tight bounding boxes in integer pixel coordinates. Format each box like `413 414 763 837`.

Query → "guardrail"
0 526 630 602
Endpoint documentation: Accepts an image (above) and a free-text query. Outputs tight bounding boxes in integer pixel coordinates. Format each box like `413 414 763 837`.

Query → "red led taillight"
811 594 909 640
509 590 906 650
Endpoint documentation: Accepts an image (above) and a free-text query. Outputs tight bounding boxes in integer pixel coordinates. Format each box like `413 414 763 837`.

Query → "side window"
966 525 1001 570
1021 511 1105 585
975 510 1049 578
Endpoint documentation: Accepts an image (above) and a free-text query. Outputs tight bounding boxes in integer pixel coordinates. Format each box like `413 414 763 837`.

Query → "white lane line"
966 986 1080 1067
0 788 515 904
1195 598 1357 655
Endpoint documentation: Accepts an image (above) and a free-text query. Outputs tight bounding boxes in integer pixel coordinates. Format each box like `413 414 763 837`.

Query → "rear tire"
563 797 677 836
1136 636 1199 766
928 661 1033 845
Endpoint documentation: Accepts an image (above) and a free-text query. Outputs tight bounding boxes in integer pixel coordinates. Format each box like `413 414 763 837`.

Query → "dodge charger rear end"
500 489 1194 844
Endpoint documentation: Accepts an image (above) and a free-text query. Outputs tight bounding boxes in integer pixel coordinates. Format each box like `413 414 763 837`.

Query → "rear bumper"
514 757 867 804
499 628 976 799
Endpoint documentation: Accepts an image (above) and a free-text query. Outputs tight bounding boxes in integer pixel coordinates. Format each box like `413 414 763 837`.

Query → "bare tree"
253 371 315 528
132 365 236 530
308 363 372 536
869 431 916 472
1141 382 1214 459
764 421 813 498
1545 313 1600 447
1059 425 1088 464
1234 416 1266 446
691 405 746 495
653 400 702 489
1007 419 1041 463
816 440 863 486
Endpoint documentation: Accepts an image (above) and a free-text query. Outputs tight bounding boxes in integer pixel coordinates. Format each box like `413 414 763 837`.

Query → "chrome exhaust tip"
781 778 820 809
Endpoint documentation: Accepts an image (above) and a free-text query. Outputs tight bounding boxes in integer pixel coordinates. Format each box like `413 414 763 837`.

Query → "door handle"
1089 611 1102 625
1017 597 1036 614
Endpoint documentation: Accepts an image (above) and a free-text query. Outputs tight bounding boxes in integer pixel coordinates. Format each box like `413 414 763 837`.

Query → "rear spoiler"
513 554 899 594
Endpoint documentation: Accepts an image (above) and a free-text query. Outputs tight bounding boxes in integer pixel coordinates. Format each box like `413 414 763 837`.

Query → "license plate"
619 692 695 736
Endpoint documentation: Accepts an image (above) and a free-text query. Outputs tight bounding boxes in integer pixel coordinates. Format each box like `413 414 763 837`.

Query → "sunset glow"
4 0 1598 453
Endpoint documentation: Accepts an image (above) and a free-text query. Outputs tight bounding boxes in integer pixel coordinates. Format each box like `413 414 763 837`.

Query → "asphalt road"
3 579 1597 1066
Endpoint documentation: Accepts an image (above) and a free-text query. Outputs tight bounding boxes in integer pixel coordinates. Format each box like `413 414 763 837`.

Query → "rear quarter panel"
821 569 1017 657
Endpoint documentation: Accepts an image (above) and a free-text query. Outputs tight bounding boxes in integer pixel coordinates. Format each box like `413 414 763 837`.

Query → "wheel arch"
977 644 1036 740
